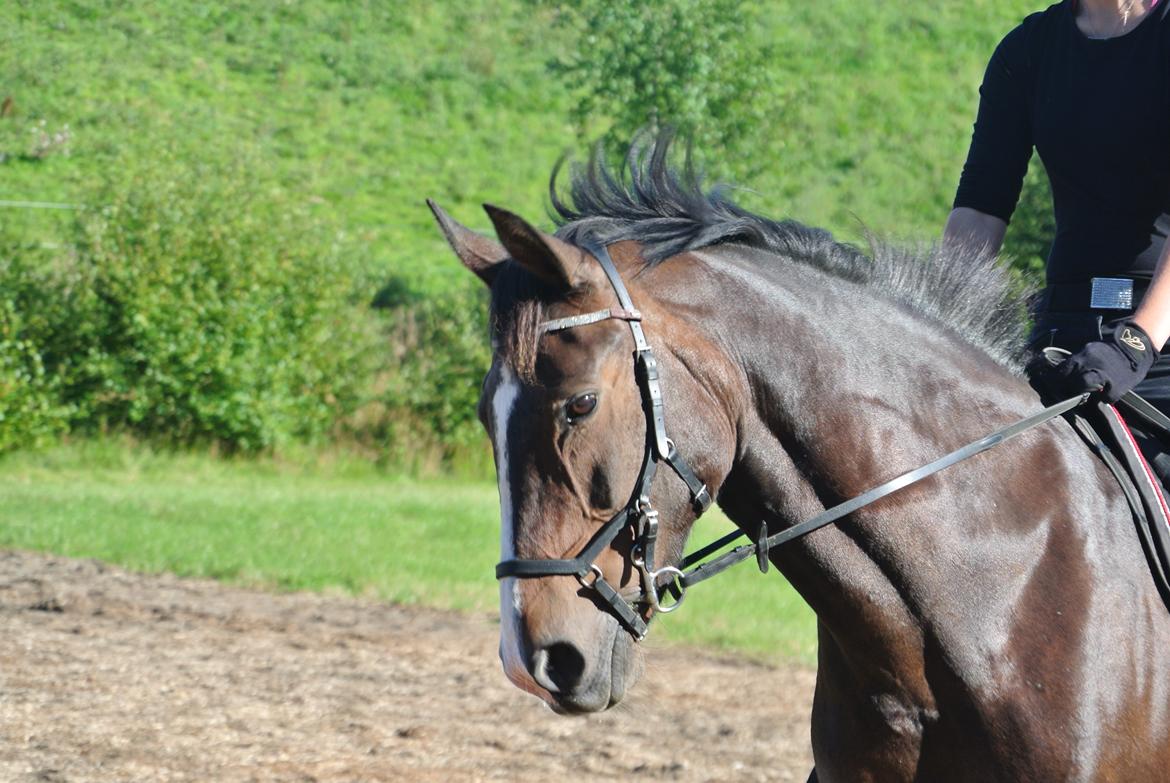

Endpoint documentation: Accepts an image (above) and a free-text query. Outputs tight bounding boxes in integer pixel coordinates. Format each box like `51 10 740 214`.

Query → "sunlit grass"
0 442 817 662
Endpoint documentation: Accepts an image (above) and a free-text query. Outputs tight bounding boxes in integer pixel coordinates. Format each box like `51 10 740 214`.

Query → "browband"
540 307 642 334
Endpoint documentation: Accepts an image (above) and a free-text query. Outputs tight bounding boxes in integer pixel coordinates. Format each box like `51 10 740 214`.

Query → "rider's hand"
1035 320 1159 404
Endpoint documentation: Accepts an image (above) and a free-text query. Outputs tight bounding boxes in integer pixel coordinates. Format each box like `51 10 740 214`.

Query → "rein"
493 239 1091 641
669 392 1089 594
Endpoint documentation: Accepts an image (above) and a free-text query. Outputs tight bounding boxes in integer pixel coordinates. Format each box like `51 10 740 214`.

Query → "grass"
1 0 1044 287
0 442 817 662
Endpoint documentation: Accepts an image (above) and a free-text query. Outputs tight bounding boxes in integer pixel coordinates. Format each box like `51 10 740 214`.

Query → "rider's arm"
942 207 1008 256
948 26 1033 250
1133 240 1170 349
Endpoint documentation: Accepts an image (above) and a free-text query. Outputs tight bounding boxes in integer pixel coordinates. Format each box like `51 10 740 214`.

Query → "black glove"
1037 320 1159 404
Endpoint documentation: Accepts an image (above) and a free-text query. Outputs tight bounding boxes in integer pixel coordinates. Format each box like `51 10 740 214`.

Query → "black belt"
1034 277 1150 313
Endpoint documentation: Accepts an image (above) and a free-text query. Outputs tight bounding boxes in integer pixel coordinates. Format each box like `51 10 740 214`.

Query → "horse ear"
483 204 595 291
427 199 507 286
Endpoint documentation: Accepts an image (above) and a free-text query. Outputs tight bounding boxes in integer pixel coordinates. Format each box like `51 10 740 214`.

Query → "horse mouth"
548 692 622 716
537 625 639 715
546 669 627 715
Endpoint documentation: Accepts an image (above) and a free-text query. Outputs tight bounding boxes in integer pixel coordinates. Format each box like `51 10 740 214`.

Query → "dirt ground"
0 550 815 782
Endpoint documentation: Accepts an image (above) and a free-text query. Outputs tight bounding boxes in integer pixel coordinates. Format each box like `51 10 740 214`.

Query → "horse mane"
490 134 1030 383
546 134 1030 372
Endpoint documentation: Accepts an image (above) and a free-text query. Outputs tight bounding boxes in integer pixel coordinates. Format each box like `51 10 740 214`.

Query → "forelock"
489 260 553 384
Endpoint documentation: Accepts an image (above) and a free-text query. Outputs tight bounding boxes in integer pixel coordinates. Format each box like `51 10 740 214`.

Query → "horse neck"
659 245 1125 695
684 244 1042 500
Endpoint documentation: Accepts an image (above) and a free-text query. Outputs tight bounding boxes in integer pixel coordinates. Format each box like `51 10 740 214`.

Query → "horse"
427 137 1170 781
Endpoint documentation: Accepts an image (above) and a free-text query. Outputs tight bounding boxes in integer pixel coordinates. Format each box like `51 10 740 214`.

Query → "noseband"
493 241 712 640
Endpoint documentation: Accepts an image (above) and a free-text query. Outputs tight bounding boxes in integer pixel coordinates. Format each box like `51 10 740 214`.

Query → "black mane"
548 134 1030 370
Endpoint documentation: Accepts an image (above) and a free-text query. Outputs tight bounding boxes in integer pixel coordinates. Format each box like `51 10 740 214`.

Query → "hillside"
0 1 1048 456
2 1 1042 276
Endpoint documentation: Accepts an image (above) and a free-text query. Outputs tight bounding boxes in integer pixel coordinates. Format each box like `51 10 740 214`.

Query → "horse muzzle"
501 621 640 714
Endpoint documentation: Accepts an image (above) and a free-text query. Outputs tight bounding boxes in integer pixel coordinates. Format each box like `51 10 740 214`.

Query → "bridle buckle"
575 564 604 590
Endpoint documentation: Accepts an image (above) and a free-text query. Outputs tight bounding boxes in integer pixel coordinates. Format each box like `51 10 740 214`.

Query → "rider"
943 0 1170 481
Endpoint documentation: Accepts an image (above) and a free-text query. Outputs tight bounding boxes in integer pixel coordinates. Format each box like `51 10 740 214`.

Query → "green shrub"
0 151 377 452
541 0 785 179
381 276 492 465
0 0 1045 469
0 297 68 451
1001 155 1054 286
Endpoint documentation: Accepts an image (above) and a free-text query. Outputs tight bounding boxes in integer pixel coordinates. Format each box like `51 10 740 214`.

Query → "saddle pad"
1084 403 1170 605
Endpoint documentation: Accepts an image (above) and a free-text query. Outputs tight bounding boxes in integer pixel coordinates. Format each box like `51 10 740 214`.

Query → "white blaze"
492 368 528 683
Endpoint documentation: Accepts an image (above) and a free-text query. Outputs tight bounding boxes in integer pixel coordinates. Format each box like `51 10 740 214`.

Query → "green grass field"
0 443 817 662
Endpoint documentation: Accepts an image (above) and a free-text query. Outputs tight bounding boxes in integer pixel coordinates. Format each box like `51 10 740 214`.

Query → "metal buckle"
692 484 712 514
1090 277 1134 310
575 564 603 589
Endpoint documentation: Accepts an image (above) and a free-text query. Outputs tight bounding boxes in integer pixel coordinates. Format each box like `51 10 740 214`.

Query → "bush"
380 276 492 466
0 151 377 452
1001 154 1054 286
0 297 68 451
541 0 785 179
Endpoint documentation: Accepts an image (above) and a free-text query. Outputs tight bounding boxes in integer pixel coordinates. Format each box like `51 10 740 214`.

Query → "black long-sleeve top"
954 0 1170 284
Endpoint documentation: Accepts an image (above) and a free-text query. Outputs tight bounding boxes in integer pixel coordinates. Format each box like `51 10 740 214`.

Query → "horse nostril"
531 641 587 694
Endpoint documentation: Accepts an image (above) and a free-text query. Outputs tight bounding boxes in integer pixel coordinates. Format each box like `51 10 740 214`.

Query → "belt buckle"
1089 277 1134 310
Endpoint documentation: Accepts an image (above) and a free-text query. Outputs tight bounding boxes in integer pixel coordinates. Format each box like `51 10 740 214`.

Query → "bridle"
493 240 712 640
494 239 1092 641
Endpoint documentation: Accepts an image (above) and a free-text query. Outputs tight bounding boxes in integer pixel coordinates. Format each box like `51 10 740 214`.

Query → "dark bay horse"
428 139 1170 781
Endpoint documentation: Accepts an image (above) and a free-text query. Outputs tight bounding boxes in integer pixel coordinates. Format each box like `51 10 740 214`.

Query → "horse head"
428 199 735 713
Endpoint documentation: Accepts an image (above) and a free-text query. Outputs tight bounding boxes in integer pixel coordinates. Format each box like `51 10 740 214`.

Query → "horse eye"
565 392 598 423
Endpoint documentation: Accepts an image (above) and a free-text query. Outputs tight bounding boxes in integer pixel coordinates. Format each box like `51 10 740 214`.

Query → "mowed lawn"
0 446 816 662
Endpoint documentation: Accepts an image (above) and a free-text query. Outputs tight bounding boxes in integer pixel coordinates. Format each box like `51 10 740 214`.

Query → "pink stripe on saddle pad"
1110 405 1170 529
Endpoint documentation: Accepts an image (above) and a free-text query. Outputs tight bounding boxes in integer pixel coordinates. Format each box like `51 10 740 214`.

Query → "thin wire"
0 200 86 210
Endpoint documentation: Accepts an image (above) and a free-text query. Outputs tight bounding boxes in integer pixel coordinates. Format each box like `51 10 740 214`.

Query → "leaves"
0 150 377 453
543 0 787 179
1001 155 1054 286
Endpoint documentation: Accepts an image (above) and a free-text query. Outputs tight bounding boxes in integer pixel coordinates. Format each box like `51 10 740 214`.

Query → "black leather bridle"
494 239 1093 641
493 240 712 640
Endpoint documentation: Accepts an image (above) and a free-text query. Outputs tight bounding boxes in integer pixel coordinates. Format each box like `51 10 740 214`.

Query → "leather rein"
493 239 1091 641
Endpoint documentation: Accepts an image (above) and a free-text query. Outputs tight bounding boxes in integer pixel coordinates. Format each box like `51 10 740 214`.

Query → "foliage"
540 0 787 179
382 277 492 459
0 116 72 164
0 0 1047 463
0 298 68 451
0 150 376 452
1001 155 1055 286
